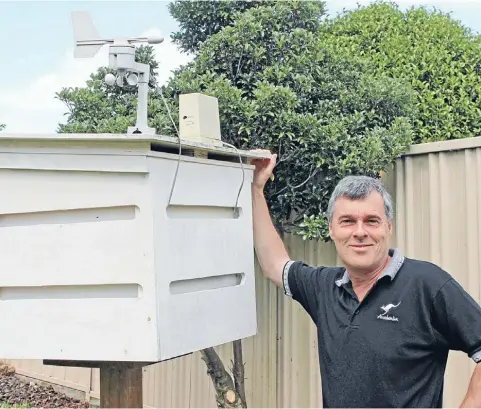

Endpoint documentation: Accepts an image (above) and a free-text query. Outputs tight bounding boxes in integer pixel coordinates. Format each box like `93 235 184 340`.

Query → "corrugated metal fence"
5 137 481 407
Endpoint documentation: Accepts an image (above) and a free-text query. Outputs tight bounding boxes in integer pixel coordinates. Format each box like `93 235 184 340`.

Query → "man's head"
327 175 393 275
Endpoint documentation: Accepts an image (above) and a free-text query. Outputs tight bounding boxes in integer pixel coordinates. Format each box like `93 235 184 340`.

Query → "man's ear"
329 222 333 239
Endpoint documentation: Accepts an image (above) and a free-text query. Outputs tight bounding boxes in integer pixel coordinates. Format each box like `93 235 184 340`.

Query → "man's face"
329 190 392 274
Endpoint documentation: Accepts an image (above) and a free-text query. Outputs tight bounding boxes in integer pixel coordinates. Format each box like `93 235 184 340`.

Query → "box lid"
0 133 271 161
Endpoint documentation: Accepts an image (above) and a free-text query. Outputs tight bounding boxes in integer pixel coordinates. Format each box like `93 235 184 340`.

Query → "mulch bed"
0 363 90 408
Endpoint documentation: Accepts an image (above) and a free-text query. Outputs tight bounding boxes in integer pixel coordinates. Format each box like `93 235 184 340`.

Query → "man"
251 151 481 408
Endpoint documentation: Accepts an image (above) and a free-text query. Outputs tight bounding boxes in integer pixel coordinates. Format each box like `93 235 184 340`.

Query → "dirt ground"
0 363 89 408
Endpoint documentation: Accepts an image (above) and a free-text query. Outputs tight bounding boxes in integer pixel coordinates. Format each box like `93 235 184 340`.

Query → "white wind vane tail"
71 11 164 58
71 11 104 58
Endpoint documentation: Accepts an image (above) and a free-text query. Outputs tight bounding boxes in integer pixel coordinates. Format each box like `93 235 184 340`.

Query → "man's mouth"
349 244 373 248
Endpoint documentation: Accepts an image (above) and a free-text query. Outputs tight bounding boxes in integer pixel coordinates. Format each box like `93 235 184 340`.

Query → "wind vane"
71 11 163 134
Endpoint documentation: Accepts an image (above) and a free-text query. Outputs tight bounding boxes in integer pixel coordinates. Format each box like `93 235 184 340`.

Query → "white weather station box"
0 11 264 363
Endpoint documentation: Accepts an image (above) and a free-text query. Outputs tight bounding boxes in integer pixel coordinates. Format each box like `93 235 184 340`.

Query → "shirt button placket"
350 307 361 327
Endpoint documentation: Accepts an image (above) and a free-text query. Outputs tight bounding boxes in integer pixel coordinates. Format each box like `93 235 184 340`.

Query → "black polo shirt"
283 248 481 408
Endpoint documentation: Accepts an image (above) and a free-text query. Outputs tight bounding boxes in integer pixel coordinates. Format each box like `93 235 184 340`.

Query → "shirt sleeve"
282 260 324 324
431 278 481 363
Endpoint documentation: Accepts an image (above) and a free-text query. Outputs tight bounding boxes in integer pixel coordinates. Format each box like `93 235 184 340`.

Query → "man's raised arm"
251 151 290 288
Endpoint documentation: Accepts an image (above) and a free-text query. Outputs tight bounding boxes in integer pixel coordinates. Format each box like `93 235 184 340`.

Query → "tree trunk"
232 340 246 408
200 341 247 408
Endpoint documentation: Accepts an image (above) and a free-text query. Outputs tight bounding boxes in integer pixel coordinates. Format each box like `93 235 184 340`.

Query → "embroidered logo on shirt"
377 302 401 322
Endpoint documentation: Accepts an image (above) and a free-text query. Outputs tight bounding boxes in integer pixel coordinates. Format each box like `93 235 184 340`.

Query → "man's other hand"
250 149 277 191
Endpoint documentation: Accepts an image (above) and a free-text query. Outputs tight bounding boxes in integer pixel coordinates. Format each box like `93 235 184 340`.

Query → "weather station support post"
99 362 143 408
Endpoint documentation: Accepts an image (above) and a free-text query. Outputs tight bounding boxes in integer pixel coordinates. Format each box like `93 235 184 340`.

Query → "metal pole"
135 69 149 129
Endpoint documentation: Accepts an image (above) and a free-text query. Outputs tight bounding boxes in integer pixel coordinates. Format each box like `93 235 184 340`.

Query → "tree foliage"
0 124 5 132
168 0 271 54
321 0 481 143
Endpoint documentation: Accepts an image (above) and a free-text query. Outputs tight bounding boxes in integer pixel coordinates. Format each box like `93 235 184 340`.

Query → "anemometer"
71 11 163 134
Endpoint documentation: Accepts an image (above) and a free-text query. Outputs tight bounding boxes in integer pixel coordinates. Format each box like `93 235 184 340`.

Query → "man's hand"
250 150 277 192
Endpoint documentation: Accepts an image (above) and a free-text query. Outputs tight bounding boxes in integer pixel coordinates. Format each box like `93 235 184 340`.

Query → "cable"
219 141 244 218
157 87 182 206
156 87 244 218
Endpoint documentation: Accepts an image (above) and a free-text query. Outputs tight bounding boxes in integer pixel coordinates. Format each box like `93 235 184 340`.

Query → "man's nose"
353 220 368 238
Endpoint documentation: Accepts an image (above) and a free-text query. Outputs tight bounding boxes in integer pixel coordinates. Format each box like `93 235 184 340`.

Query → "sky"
1 0 480 134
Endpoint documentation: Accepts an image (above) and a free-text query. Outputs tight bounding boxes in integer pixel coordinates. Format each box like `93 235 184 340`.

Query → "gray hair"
327 175 393 222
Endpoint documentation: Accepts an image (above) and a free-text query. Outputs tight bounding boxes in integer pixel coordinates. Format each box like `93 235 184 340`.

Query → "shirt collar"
335 248 405 287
